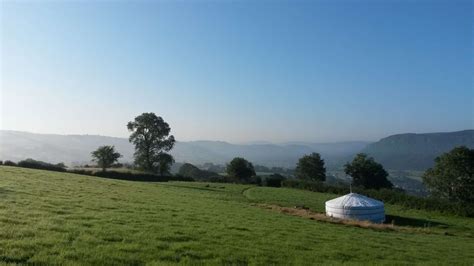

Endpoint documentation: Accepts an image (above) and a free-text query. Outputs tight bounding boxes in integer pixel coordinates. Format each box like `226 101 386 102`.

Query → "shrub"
263 174 286 187
91 145 122 172
226 157 256 183
206 175 231 183
17 159 66 172
68 169 193 182
0 160 3 165
295 153 326 181
178 163 220 181
3 160 17 166
251 176 262 186
282 179 348 194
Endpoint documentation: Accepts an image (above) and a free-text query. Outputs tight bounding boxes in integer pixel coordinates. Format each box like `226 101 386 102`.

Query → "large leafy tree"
344 153 393 189
423 146 474 203
226 157 256 183
127 113 175 175
91 145 122 172
295 153 326 181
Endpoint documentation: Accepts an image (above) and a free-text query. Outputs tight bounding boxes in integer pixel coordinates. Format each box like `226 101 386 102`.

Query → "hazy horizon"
2 128 474 146
2 1 473 143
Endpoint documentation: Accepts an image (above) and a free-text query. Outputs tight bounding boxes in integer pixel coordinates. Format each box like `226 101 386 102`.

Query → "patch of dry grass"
254 203 437 234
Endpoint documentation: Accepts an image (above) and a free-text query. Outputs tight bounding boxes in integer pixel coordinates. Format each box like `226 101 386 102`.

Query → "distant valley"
0 130 367 169
1 130 473 172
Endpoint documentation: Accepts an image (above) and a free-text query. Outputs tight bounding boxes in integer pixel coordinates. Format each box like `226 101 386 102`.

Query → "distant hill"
173 140 369 168
363 130 474 170
3 130 472 171
0 130 135 166
0 130 369 169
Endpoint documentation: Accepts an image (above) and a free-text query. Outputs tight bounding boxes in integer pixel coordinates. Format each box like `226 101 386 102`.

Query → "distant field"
0 166 472 264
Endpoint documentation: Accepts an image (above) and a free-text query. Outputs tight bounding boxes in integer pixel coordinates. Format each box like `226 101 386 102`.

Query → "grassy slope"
0 166 472 265
245 187 474 237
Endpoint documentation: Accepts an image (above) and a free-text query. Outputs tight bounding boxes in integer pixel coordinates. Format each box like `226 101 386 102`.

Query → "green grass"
0 166 473 264
245 187 474 237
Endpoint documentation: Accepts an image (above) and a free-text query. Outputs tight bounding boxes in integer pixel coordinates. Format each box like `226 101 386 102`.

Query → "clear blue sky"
1 0 472 143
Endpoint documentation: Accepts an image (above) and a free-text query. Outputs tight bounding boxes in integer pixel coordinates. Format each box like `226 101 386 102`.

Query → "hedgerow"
68 169 194 182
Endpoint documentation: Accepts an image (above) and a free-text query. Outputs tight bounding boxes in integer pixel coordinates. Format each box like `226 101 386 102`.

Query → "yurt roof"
325 193 384 209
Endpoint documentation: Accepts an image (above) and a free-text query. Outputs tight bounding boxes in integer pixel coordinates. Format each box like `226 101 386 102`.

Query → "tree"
127 113 175 175
422 146 474 203
344 153 393 189
264 173 286 187
157 153 174 176
295 153 326 182
178 163 219 180
179 163 202 178
226 157 256 183
91 146 122 172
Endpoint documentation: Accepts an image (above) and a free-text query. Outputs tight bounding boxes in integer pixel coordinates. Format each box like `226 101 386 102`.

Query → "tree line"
3 111 471 205
287 148 473 204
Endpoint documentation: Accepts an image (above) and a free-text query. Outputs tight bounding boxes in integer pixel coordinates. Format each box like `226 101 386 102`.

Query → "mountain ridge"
1 129 473 171
0 130 369 168
362 129 474 170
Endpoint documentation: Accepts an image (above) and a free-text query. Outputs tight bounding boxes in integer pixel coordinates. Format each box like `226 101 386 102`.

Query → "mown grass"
0 166 473 264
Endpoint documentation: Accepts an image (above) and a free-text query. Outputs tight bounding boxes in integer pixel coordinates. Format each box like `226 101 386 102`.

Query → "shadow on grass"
385 215 447 228
0 187 12 198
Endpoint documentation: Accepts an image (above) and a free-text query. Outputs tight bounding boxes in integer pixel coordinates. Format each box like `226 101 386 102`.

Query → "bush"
17 159 66 172
295 153 326 182
282 179 348 194
251 176 262 186
0 161 3 165
68 169 194 182
201 174 261 185
206 175 231 183
226 157 256 183
178 163 220 181
263 174 286 187
3 160 17 166
282 179 474 217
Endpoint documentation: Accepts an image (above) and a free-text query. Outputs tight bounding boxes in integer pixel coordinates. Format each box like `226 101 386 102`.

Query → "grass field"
0 166 473 264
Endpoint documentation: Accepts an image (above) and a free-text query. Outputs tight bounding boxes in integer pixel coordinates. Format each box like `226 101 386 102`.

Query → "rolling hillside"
0 166 472 264
363 130 474 170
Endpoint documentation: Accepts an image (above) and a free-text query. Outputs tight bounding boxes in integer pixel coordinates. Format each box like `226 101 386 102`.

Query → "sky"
1 0 473 143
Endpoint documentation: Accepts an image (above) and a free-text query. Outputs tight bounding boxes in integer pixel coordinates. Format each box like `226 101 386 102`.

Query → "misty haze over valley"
2 129 472 171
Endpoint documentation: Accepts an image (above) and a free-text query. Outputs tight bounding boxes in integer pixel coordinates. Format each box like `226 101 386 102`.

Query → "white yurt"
325 193 385 223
